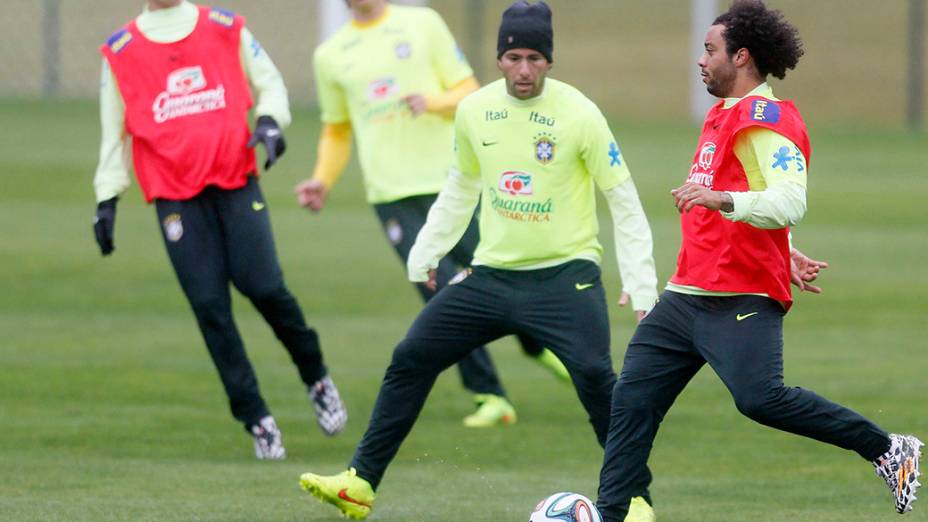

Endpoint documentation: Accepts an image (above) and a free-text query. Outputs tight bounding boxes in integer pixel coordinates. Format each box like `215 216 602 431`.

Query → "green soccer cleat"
299 467 375 520
532 348 572 383
463 394 517 428
624 496 656 522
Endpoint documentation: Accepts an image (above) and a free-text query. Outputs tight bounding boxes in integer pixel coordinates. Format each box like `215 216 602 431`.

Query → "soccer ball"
529 492 602 522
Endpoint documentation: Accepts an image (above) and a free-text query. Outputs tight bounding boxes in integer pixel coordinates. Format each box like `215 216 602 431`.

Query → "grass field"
1 99 926 521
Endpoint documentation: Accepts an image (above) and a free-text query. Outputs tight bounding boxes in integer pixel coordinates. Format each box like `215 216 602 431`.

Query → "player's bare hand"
425 269 438 292
790 247 828 294
295 178 330 213
671 183 731 213
403 94 428 117
618 292 648 323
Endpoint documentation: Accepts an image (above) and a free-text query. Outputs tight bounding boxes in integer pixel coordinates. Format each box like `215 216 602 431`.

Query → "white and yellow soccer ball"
530 492 603 522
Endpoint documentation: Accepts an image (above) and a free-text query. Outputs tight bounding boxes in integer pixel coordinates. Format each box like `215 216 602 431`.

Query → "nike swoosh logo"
575 283 594 291
482 140 499 147
252 201 266 211
736 312 759 321
338 488 372 508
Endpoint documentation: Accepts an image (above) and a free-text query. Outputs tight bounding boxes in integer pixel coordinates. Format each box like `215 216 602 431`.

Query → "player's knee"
610 380 628 405
733 386 788 422
188 294 232 326
610 376 664 411
391 337 462 377
237 280 287 302
390 339 433 372
571 360 616 392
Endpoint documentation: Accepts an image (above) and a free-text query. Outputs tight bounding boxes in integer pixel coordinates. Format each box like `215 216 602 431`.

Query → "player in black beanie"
497 1 554 100
497 1 553 62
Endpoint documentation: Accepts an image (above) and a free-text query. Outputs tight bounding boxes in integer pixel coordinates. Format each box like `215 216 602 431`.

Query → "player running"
296 0 572 428
298 1 658 518
595 2 922 520
92 0 346 459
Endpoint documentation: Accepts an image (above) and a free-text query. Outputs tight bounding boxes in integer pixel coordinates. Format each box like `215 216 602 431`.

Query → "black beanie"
497 1 553 63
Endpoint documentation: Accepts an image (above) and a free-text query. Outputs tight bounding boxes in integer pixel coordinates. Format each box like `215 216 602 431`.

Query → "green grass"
0 99 926 521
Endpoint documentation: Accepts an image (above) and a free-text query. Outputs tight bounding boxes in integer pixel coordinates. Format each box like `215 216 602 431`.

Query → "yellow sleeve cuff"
312 122 353 189
425 76 480 116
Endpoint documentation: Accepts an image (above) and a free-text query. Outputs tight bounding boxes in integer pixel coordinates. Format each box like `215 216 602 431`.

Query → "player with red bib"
91 0 346 459
595 2 922 521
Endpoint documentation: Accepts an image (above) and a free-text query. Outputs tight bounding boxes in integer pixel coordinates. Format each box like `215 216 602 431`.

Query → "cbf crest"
533 132 556 165
162 213 184 242
395 41 412 59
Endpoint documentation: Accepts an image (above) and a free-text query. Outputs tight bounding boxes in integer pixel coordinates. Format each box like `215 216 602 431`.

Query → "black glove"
247 115 286 170
93 197 118 256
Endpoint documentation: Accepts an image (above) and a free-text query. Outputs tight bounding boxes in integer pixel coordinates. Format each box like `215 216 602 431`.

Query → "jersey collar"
722 82 776 109
141 0 193 16
504 79 549 107
138 0 198 43
351 4 391 30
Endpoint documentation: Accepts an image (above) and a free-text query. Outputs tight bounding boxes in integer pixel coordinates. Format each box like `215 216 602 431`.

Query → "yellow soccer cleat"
533 348 572 383
463 394 517 428
299 467 375 520
624 496 656 522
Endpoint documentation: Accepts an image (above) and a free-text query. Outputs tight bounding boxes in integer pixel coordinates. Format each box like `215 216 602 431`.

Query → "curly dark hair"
713 0 804 80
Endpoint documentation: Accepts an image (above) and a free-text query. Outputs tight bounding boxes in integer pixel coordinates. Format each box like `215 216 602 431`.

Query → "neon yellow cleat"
463 394 517 428
299 467 375 520
533 348 571 383
624 496 656 522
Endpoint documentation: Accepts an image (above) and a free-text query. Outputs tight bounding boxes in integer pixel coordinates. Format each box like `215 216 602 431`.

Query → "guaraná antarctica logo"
367 77 398 101
152 66 226 124
498 171 534 196
686 141 717 187
490 171 553 223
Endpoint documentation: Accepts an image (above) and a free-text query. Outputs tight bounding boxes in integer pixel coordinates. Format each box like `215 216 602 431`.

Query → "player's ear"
733 47 751 67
